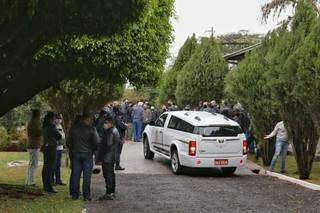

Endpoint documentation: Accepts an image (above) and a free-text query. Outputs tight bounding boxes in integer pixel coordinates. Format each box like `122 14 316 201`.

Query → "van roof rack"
194 116 201 121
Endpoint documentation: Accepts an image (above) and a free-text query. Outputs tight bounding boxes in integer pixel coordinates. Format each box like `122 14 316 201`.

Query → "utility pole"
204 27 215 37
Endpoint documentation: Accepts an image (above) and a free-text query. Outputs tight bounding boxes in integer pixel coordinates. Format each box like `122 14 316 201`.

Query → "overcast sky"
170 0 286 57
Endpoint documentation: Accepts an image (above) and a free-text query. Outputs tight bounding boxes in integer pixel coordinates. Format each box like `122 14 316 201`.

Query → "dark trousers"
115 142 123 166
102 161 116 194
42 147 57 191
53 150 63 184
70 152 93 198
69 154 73 196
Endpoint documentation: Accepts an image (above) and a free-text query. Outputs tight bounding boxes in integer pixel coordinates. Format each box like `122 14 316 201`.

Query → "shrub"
0 126 11 151
10 129 28 152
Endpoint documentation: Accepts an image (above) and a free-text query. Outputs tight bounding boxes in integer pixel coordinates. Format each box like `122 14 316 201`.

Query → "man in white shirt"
264 121 289 173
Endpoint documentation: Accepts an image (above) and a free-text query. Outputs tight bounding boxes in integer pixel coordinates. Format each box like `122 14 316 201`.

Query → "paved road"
86 142 320 213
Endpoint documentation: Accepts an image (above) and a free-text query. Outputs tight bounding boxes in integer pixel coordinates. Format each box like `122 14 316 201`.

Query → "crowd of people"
25 98 288 202
26 107 125 201
26 110 66 188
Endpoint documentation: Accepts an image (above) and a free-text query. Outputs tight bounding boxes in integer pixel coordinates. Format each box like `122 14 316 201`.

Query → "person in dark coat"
114 110 127 170
97 117 122 200
42 112 62 193
67 114 82 196
95 110 107 137
69 114 99 201
150 106 158 125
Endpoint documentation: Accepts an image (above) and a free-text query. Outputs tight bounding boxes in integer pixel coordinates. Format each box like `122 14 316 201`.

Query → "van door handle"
159 131 163 133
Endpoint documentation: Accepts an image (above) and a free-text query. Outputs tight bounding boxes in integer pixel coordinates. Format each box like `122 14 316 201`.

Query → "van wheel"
143 137 154 160
171 150 183 175
221 167 237 176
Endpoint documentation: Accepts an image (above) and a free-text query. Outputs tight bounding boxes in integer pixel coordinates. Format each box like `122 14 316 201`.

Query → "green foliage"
43 78 124 131
176 37 228 107
0 0 171 117
261 0 320 22
123 87 158 106
225 1 320 179
0 96 50 132
1 0 148 35
0 127 10 151
225 32 281 165
157 34 198 105
35 0 174 87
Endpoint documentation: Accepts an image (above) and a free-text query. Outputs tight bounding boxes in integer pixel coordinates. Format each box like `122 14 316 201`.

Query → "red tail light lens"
189 141 197 156
243 140 248 155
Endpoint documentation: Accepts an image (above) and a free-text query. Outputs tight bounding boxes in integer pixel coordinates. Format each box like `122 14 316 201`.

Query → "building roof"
224 43 261 64
167 111 239 127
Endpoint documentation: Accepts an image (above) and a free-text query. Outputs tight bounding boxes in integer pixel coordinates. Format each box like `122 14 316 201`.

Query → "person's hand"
264 135 269 140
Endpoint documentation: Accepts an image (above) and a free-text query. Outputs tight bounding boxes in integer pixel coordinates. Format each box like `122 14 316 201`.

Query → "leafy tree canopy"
0 0 168 115
36 0 173 86
43 78 123 131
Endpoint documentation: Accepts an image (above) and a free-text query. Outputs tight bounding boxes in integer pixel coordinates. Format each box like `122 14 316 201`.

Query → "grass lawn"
248 153 320 185
0 152 84 213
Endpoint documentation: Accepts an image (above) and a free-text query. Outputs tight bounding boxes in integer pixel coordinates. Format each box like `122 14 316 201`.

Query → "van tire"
143 137 154 160
171 150 183 175
221 167 237 176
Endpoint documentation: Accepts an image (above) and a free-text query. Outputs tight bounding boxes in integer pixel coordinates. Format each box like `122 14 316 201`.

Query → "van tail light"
189 141 197 156
243 140 248 155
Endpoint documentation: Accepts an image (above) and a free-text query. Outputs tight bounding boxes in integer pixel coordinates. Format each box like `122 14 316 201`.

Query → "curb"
249 160 320 191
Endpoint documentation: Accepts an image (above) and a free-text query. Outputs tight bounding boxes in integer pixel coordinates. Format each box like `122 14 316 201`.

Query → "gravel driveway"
86 142 320 213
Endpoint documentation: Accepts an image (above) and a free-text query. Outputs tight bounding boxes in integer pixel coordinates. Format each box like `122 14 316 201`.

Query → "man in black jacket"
42 112 62 193
114 109 127 171
97 117 121 200
69 114 99 201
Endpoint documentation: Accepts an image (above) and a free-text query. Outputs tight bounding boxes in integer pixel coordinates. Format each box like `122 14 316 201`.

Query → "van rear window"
199 126 243 137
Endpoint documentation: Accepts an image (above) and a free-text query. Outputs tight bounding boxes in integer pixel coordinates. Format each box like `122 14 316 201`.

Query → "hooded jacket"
98 127 121 163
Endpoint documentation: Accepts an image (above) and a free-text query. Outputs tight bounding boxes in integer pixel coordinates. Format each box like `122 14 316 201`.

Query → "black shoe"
84 197 92 201
115 166 125 171
99 193 114 201
71 196 79 200
56 182 66 186
46 189 58 194
280 170 286 174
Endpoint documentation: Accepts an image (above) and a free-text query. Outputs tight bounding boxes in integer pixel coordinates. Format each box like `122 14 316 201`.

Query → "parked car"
142 111 248 175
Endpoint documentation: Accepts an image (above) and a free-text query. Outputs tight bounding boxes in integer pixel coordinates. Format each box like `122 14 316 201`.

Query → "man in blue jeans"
68 114 99 201
264 121 289 173
131 102 144 142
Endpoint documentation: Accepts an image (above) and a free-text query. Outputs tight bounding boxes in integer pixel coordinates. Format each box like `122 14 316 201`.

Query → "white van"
142 111 248 175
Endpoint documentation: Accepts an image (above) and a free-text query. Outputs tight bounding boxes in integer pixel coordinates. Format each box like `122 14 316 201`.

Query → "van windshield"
199 126 243 137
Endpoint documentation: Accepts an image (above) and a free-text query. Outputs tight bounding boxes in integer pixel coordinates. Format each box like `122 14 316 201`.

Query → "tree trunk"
261 138 276 166
288 114 318 179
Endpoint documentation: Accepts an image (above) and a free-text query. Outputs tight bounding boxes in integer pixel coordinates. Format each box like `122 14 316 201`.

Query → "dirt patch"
0 184 43 199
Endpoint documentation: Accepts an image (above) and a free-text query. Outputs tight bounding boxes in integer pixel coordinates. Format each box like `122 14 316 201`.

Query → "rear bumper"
179 154 247 168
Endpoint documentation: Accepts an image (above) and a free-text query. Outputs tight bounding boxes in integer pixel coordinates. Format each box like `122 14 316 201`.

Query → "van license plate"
214 159 228 165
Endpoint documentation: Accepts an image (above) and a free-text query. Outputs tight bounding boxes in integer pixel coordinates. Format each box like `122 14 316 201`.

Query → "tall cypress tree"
157 34 198 105
226 0 320 179
270 1 319 179
176 37 228 107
